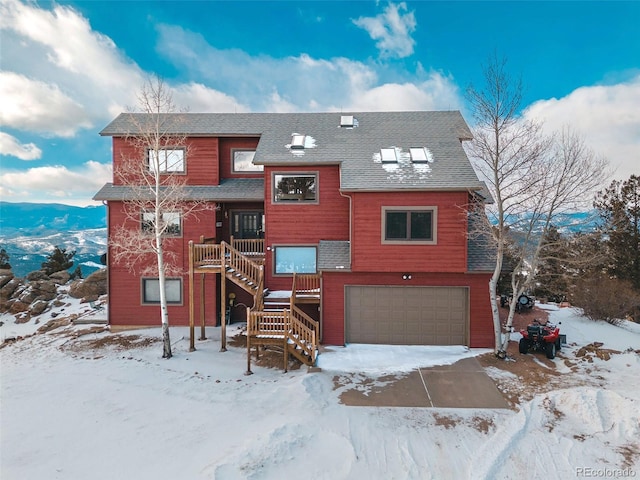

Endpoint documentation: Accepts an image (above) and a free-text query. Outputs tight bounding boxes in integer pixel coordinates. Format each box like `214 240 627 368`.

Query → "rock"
29 299 50 316
27 270 49 282
1 278 23 311
21 280 57 303
0 270 14 289
49 270 71 285
9 299 30 314
69 268 107 299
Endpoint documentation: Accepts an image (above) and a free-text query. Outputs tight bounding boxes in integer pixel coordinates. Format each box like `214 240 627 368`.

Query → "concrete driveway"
337 357 510 409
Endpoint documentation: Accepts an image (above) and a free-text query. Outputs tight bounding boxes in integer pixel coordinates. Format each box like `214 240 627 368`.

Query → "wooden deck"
188 239 320 372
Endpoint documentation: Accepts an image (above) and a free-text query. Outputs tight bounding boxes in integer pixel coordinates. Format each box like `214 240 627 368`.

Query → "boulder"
1 278 23 310
21 280 57 303
69 268 107 299
49 270 71 285
29 299 50 316
27 270 49 282
0 269 14 289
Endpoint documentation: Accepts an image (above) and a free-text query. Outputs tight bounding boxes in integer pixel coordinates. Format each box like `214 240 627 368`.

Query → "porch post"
188 241 195 352
220 242 227 352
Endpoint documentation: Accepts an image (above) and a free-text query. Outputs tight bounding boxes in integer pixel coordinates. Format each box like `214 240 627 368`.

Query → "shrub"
570 273 640 324
41 246 75 275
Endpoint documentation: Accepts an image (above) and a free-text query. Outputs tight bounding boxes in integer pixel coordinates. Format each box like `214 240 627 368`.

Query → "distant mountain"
0 202 107 277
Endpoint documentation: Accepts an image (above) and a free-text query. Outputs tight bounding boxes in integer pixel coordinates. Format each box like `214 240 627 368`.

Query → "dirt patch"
62 334 160 354
229 332 302 371
478 341 569 407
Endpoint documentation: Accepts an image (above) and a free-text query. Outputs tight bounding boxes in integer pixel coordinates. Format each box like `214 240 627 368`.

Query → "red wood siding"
219 137 261 179
107 201 219 327
350 191 468 273
321 271 493 348
112 137 220 186
264 165 349 290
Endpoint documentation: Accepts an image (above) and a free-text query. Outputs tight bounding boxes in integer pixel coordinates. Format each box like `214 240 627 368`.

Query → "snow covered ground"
1 301 639 480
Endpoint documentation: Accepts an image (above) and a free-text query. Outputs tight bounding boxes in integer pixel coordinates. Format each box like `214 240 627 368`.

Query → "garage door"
345 286 468 345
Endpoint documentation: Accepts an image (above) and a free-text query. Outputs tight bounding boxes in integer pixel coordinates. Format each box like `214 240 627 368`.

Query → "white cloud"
155 26 461 113
524 75 640 182
171 83 250 113
0 131 42 160
353 2 417 58
0 161 112 205
0 72 91 137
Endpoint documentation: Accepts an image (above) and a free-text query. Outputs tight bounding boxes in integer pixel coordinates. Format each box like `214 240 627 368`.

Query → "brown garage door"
345 286 468 345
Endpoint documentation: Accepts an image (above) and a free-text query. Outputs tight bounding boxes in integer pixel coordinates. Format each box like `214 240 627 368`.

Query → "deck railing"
291 272 321 304
191 243 223 268
230 237 265 258
247 310 287 337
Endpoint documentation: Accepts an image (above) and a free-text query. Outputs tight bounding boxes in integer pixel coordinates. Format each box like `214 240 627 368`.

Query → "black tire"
519 338 529 354
545 341 556 359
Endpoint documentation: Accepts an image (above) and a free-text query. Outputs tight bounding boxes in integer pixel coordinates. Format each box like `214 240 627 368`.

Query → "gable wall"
350 190 468 273
263 164 349 290
219 137 262 179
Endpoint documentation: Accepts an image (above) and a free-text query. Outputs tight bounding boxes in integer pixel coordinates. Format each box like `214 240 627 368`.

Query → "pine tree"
594 175 640 290
0 248 11 270
42 246 75 275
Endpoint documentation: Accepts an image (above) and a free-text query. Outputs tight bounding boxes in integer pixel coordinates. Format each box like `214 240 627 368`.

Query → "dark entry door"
232 211 263 239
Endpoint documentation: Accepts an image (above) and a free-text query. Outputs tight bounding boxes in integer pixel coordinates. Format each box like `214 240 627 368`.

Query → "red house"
94 111 495 353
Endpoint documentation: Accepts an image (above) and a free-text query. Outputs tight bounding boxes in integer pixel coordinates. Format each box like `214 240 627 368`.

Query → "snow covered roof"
100 111 484 192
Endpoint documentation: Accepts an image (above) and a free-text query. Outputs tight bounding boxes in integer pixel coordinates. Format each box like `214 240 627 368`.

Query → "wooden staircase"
188 240 320 372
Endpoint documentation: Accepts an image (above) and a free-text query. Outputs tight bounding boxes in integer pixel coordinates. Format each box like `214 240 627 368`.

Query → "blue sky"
1 0 638 206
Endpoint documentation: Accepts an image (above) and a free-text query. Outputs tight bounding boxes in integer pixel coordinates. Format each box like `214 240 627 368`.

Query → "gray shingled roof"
100 111 484 192
467 213 497 272
318 241 351 271
93 178 264 202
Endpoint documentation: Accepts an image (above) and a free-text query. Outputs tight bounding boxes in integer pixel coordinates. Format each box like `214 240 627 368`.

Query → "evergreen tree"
594 175 640 290
42 246 75 275
0 248 11 270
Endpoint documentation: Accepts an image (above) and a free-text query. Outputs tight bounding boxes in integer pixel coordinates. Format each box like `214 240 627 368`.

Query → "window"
142 278 182 304
148 148 185 173
274 246 317 274
382 207 437 243
141 211 181 236
232 150 262 173
409 147 431 163
273 173 317 203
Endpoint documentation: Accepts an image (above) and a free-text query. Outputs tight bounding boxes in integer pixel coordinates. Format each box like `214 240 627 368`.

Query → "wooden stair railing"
291 272 321 305
286 305 318 367
230 236 265 260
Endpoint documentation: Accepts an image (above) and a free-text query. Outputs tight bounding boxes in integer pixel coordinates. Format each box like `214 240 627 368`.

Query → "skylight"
340 115 354 127
291 134 306 149
380 148 397 163
410 147 430 162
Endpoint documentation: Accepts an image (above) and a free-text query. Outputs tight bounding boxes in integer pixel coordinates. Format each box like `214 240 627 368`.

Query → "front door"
232 211 264 239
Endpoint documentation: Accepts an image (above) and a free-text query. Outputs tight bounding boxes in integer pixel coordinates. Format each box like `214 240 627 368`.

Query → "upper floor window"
232 150 262 173
141 211 182 237
142 278 183 305
382 207 437 244
148 148 185 174
273 173 317 203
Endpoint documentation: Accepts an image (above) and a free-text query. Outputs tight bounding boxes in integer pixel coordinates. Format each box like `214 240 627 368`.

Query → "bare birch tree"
110 76 212 359
466 56 607 357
